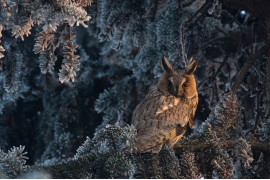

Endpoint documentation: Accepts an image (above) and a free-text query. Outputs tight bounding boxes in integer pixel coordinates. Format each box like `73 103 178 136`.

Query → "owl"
132 56 198 153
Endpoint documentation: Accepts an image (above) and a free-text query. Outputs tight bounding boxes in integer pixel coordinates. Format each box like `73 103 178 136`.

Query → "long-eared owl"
132 56 198 153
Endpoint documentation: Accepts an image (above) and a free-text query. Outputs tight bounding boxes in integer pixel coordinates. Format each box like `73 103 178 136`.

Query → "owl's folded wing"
132 95 191 135
132 94 198 152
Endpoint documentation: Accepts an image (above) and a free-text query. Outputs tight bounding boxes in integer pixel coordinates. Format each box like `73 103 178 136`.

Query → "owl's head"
157 56 198 99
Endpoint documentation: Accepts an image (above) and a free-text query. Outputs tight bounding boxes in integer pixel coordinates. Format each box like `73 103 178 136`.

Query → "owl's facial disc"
175 77 186 98
182 75 197 99
167 76 176 96
167 75 184 98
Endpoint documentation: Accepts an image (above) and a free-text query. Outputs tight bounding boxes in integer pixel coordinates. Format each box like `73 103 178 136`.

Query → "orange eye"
183 83 188 88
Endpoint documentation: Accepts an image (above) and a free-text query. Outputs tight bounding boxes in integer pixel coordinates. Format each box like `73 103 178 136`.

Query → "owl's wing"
132 95 190 129
132 95 192 152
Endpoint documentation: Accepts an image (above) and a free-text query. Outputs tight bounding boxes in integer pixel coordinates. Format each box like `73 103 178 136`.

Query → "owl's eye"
183 83 189 88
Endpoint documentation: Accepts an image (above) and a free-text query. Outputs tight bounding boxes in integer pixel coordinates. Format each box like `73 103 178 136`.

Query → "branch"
30 155 95 178
174 138 270 152
231 45 268 93
185 0 212 29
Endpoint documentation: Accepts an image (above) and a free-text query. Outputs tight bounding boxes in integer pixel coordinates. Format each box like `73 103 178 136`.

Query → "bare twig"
231 45 269 93
186 1 212 28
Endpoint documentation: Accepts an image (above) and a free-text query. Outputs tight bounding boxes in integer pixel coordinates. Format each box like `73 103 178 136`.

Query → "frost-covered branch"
0 146 29 178
58 24 80 83
0 0 92 83
174 137 270 152
31 154 95 179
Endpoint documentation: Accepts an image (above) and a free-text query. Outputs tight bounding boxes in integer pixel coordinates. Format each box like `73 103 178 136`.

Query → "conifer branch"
31 155 95 179
34 29 56 74
58 24 80 83
174 138 270 152
11 18 34 41
0 146 29 178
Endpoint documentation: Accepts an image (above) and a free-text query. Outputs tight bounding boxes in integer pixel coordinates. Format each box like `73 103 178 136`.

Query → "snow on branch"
0 0 92 83
0 146 29 178
34 29 56 74
58 25 80 83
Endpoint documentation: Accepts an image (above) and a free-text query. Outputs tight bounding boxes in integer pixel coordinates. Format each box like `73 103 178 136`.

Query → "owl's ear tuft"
186 57 197 74
161 56 173 73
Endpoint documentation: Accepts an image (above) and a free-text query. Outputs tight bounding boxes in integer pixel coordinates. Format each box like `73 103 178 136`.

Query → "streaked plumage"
132 56 198 153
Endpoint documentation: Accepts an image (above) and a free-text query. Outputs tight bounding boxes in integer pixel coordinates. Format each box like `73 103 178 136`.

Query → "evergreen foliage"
0 0 270 178
0 146 29 178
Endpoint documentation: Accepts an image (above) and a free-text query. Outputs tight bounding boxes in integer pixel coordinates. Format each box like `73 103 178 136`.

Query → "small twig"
213 56 229 79
142 0 157 19
180 0 197 8
202 37 226 49
198 69 214 91
198 56 227 93
5 159 21 176
222 10 242 28
186 1 212 28
231 45 269 93
215 26 227 35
